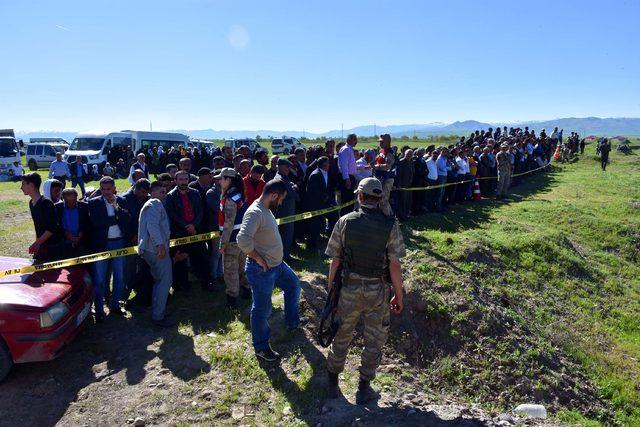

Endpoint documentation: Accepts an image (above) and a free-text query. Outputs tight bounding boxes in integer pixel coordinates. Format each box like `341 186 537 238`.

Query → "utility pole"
150 121 152 131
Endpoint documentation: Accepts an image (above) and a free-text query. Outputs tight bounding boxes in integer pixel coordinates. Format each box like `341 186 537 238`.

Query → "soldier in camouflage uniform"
324 177 406 404
373 134 396 217
495 143 512 200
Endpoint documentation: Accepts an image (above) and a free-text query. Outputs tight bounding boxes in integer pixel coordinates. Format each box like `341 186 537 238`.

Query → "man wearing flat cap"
495 143 511 200
324 177 406 404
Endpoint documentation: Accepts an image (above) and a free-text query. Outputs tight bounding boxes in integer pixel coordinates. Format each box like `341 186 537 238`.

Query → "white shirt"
11 164 24 177
103 197 123 239
455 156 470 175
425 157 438 180
355 158 372 182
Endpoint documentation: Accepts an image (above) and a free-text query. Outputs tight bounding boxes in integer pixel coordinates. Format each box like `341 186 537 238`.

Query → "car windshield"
70 138 105 151
0 140 18 156
272 139 282 144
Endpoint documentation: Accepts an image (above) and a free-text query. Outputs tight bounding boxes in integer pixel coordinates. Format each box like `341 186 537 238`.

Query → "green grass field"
1 139 639 425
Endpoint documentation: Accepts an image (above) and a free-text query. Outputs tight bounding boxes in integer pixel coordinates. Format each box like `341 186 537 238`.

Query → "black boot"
327 371 340 399
355 379 378 405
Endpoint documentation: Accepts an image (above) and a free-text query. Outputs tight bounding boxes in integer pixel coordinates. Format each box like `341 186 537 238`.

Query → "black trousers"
171 241 210 290
339 175 356 216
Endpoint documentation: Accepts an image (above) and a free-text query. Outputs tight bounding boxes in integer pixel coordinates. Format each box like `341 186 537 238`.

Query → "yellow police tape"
0 162 552 278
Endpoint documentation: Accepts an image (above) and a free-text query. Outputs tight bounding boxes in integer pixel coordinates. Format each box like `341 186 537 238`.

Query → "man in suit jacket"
128 152 150 184
55 188 90 258
122 179 151 305
88 176 131 322
303 156 331 252
69 156 89 198
138 181 174 327
165 170 213 291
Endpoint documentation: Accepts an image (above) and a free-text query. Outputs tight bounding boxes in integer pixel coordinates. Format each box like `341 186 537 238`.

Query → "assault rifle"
317 265 343 348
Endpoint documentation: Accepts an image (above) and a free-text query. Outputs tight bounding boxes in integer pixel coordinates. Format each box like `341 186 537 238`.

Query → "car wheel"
0 338 13 383
28 160 38 171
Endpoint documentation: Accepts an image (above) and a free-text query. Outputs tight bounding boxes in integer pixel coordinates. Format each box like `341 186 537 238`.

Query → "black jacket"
69 162 89 180
165 187 204 236
87 195 131 251
303 168 329 212
55 200 90 244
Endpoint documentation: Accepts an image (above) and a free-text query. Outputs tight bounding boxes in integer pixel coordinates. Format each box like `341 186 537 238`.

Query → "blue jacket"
88 195 131 251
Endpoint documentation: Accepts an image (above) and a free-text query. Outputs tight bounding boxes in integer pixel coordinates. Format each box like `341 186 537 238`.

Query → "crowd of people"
17 127 569 359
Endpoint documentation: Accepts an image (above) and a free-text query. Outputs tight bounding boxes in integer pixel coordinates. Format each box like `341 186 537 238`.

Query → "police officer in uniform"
216 167 252 308
373 134 396 217
495 142 512 199
324 177 406 404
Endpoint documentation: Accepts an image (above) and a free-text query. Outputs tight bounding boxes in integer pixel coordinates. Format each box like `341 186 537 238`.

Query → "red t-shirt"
179 192 195 223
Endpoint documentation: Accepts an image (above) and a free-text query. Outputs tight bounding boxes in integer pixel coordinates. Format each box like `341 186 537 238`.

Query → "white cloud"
55 24 71 32
227 25 249 50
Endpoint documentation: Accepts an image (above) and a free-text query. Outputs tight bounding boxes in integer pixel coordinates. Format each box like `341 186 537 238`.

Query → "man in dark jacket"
122 179 151 306
165 170 213 291
303 156 331 252
270 158 299 262
600 138 611 171
55 188 90 258
88 176 131 321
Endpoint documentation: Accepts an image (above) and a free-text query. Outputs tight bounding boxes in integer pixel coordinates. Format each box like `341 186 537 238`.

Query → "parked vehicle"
125 131 191 152
271 136 305 155
224 138 262 153
64 132 132 170
0 256 94 382
0 129 21 179
28 137 69 146
26 143 68 170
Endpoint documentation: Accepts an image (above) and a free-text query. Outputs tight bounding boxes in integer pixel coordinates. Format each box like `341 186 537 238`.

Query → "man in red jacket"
244 164 265 205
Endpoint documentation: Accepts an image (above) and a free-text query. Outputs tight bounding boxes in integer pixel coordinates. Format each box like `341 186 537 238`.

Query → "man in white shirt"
424 150 439 211
10 161 24 181
48 152 70 187
355 150 373 182
129 153 149 184
337 134 358 214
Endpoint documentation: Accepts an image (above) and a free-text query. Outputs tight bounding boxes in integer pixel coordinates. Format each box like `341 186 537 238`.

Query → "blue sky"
1 0 639 132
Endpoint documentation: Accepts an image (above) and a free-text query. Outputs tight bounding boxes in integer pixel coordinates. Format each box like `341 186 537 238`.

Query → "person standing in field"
138 180 175 327
324 177 406 404
372 134 396 217
600 138 611 171
495 143 512 199
237 180 304 362
337 133 358 215
216 167 252 309
21 172 62 262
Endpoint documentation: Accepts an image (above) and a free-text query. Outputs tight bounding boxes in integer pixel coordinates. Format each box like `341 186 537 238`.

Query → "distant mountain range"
13 117 640 142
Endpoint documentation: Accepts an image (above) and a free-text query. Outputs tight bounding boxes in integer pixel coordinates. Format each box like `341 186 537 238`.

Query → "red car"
0 256 94 382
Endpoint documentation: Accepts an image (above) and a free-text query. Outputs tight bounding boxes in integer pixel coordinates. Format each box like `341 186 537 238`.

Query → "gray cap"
212 167 238 179
354 177 383 197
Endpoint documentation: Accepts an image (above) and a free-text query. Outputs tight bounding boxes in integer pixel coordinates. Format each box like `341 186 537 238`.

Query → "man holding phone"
324 177 406 404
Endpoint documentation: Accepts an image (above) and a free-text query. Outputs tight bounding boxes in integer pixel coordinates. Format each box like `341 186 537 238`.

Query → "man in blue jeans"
88 176 131 322
237 180 304 362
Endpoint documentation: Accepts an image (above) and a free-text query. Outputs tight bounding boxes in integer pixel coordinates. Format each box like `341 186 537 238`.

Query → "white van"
271 136 305 155
0 129 21 179
26 142 68 170
125 131 191 153
224 138 262 153
64 132 132 170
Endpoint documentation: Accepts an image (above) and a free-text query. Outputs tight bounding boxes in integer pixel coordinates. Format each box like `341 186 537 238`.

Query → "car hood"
0 257 76 310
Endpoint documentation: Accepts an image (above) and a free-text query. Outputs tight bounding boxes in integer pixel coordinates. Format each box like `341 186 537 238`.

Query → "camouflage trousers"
380 178 394 217
496 169 511 197
223 242 250 297
327 278 390 381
